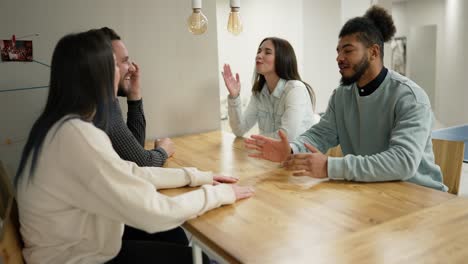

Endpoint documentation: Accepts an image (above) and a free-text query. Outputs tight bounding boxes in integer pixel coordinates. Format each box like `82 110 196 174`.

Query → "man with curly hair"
245 5 446 191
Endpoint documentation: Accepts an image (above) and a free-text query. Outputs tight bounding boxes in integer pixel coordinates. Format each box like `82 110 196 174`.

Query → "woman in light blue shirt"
222 37 319 141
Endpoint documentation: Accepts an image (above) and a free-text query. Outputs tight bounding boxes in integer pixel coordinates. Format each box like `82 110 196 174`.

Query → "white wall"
0 0 221 175
407 25 437 108
303 0 342 113
392 0 445 37
392 1 408 37
440 0 468 126
392 0 468 127
341 0 371 22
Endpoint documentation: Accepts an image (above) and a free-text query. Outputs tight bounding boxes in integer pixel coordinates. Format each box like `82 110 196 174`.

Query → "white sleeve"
126 166 214 190
228 94 258 137
44 121 236 233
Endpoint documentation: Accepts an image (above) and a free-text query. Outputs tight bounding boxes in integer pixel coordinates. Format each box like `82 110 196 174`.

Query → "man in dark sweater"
101 27 174 167
99 27 190 247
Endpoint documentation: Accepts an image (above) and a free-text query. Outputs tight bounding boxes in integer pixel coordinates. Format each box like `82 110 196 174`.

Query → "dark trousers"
107 225 210 264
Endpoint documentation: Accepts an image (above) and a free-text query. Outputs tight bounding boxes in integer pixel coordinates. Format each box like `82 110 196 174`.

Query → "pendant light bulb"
188 0 208 35
227 0 243 36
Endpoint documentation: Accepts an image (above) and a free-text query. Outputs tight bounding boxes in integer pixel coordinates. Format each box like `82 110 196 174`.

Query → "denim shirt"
228 79 319 141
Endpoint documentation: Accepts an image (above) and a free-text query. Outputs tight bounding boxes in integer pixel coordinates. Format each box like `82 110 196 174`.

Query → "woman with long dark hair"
15 29 253 264
222 37 320 141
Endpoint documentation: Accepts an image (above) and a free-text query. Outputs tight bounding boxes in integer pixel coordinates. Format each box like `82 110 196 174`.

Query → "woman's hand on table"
213 175 255 200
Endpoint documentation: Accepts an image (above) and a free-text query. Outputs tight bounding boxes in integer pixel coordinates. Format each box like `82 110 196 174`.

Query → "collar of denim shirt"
261 78 286 98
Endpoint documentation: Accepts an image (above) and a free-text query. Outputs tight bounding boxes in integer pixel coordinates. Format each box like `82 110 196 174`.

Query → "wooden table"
147 131 468 263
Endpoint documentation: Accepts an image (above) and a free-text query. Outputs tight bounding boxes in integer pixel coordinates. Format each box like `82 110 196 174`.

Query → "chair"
326 145 343 157
432 139 465 195
432 124 468 162
0 161 24 264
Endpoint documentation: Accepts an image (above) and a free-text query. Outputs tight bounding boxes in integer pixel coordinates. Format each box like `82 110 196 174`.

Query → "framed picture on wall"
0 39 33 62
391 37 406 76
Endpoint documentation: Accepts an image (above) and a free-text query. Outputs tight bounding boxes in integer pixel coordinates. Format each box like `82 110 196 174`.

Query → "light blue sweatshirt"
291 70 447 191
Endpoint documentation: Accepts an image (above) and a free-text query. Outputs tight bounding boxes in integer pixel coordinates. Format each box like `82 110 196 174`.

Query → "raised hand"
244 130 291 163
221 64 241 98
282 143 328 178
127 62 141 100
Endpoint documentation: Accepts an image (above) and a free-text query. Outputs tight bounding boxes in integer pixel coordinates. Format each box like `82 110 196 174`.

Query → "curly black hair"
339 5 396 58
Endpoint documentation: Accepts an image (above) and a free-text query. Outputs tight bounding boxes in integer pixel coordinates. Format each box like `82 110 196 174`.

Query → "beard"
117 81 127 97
340 55 370 86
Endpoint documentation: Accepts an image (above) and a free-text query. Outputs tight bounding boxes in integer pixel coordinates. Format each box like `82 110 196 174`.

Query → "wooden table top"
307 196 468 264
147 131 462 264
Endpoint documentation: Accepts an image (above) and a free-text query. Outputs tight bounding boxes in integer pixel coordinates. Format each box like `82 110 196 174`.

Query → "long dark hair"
15 29 116 185
252 37 316 111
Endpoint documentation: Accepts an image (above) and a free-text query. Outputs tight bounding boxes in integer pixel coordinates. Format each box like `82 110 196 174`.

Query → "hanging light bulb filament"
227 0 243 35
188 0 208 35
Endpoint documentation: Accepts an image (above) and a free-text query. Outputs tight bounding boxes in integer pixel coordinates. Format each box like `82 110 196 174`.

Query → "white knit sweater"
17 117 236 264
